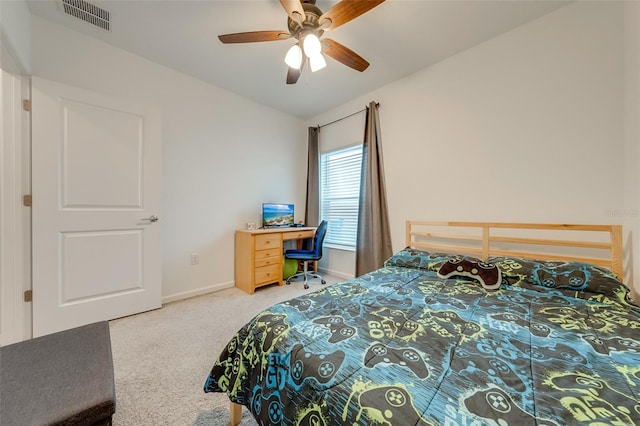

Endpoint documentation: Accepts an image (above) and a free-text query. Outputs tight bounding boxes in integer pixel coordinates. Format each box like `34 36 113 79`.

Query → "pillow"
437 258 502 290
487 256 627 298
384 248 482 273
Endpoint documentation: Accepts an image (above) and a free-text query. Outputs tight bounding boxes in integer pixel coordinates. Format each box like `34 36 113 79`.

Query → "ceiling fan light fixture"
218 0 387 84
302 33 322 57
309 53 327 72
284 44 303 69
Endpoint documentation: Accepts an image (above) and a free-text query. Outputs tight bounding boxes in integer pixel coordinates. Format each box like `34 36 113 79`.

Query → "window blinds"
320 145 363 249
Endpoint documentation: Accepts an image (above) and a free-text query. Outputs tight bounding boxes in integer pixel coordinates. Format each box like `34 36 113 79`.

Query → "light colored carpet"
109 275 340 426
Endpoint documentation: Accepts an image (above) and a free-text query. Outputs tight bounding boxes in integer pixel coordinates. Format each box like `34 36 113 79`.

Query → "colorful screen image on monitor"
262 203 294 227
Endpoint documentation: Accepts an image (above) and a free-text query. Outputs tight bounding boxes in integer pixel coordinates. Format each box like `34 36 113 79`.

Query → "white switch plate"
190 253 199 265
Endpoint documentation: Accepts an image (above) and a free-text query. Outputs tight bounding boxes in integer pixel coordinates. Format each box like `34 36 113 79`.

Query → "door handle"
142 215 159 223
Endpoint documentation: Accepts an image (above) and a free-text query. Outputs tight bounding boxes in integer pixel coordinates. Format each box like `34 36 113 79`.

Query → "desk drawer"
255 249 280 260
284 230 315 241
255 264 279 284
255 256 279 268
255 234 281 250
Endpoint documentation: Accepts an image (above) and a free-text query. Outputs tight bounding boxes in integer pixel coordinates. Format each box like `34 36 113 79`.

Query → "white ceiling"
26 0 569 119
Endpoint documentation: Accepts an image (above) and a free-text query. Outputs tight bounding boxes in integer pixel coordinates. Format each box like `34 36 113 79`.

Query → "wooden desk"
235 227 316 294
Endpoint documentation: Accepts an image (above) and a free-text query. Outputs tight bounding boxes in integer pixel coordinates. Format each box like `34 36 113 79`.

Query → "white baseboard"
162 281 235 304
318 268 354 281
161 269 354 305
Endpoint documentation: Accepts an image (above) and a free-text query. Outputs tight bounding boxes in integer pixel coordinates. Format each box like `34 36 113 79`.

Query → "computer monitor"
262 203 294 228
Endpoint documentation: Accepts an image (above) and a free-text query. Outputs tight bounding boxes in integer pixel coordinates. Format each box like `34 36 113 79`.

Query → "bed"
204 221 640 425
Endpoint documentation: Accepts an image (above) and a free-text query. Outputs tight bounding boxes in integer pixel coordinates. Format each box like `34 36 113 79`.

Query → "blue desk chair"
285 220 328 289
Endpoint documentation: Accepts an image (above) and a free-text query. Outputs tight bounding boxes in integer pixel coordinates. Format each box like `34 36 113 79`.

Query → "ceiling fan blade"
319 0 385 31
286 56 306 85
279 0 305 24
286 67 301 85
322 38 369 72
218 31 290 44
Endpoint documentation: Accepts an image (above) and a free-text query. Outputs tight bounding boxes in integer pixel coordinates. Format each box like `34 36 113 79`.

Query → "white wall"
309 2 629 289
0 0 31 73
31 16 307 302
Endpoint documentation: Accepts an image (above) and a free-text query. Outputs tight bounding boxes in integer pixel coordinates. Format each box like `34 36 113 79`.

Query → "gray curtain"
356 102 392 276
304 126 320 226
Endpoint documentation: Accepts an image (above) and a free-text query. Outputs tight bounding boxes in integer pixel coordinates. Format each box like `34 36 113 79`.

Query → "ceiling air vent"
62 0 110 31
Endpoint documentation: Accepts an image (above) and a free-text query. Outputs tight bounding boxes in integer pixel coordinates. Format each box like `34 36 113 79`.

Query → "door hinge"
22 99 31 112
23 194 32 207
24 290 33 302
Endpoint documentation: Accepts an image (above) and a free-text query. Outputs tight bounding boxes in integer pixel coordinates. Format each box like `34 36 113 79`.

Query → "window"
320 144 363 250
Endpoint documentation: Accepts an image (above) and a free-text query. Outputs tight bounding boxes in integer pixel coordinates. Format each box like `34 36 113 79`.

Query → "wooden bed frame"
405 221 623 280
227 220 624 424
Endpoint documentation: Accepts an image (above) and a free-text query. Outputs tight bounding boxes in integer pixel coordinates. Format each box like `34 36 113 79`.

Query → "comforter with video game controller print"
204 249 640 426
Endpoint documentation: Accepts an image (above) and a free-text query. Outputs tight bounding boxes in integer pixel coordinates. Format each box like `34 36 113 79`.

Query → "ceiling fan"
218 0 385 84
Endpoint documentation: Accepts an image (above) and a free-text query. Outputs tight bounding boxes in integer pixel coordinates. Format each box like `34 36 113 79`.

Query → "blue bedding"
205 249 640 425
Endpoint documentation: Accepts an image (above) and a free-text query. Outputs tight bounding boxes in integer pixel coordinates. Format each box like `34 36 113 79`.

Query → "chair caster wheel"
285 281 291 285
321 280 326 284
304 284 309 289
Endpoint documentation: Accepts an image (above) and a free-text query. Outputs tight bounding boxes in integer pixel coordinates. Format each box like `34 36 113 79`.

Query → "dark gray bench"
0 321 116 425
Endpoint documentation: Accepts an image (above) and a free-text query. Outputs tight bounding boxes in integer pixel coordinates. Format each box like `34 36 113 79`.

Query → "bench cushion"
0 321 115 425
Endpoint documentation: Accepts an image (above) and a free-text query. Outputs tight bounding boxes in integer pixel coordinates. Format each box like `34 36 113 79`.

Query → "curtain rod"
317 102 380 129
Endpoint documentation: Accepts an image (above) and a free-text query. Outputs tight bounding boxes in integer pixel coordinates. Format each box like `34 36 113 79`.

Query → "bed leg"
230 402 242 426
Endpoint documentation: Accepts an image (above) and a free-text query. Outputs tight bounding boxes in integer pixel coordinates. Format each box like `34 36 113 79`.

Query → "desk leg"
230 402 242 426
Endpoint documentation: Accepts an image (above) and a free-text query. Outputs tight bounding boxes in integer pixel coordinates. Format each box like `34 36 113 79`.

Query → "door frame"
0 65 31 344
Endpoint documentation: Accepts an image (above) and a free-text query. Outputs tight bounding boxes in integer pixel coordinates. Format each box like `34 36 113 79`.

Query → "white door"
32 77 161 337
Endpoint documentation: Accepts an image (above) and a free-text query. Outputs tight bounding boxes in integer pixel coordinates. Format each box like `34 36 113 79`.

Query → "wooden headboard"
405 221 623 280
